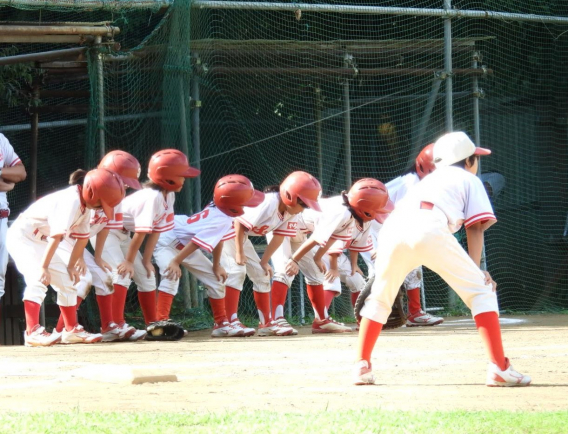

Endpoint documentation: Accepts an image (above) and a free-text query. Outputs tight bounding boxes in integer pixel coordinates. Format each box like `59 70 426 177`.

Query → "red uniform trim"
464 212 497 228
191 236 214 253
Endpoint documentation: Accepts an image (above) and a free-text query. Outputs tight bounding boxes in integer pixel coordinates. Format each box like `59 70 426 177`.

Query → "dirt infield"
0 314 567 413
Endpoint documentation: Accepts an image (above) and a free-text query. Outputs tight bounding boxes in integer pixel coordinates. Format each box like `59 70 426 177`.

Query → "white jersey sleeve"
122 189 175 233
236 192 298 237
463 175 497 229
0 134 22 210
386 173 420 205
310 197 353 246
173 205 234 253
236 192 276 231
50 186 90 238
348 221 374 253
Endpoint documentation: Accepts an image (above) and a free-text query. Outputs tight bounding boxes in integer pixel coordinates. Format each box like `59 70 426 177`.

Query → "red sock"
225 286 241 322
253 291 271 325
356 317 383 363
209 297 228 325
474 311 506 370
271 281 289 319
306 284 326 320
112 284 128 326
60 305 79 331
324 290 337 310
407 287 422 314
56 297 83 333
351 291 360 307
96 294 114 330
24 300 41 333
138 290 157 325
156 291 175 321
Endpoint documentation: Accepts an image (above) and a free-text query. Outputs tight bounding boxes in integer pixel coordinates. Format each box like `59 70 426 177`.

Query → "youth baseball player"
6 168 125 346
0 133 26 302
92 149 200 339
154 174 264 338
353 131 531 387
223 171 322 337
281 178 393 333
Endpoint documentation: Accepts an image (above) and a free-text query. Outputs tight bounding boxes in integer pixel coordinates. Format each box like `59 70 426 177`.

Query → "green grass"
1 410 567 434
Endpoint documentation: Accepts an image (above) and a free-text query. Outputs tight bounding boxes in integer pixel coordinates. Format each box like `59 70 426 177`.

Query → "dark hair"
341 191 364 225
451 155 478 169
263 185 280 193
142 180 162 190
69 169 87 185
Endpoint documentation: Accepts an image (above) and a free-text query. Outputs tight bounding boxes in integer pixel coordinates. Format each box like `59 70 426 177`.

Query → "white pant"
91 230 156 292
57 237 113 299
361 248 424 290
222 237 270 293
322 253 366 294
271 233 324 287
6 221 77 307
361 209 499 324
154 239 224 299
0 218 8 299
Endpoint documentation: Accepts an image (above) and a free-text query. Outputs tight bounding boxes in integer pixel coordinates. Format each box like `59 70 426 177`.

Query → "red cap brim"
183 166 201 178
121 176 142 190
300 196 322 212
374 198 394 223
244 190 265 208
474 147 491 156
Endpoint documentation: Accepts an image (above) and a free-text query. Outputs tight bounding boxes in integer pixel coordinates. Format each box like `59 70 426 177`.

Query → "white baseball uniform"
93 188 175 292
154 205 235 299
0 133 22 299
6 186 90 307
224 192 298 293
360 166 498 324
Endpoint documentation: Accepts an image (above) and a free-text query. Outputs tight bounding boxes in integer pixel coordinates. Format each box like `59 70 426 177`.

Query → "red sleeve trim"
222 232 236 241
70 233 90 239
9 158 21 167
330 234 352 241
328 249 344 255
191 236 214 253
274 230 296 237
349 245 373 253
236 217 253 230
464 213 497 228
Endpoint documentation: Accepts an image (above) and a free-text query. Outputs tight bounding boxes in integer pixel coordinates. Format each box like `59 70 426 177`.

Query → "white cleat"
274 317 298 335
312 317 353 334
211 321 244 338
406 310 444 327
258 320 294 337
486 358 531 387
61 325 103 344
353 360 375 385
100 322 122 342
24 325 61 347
229 319 256 337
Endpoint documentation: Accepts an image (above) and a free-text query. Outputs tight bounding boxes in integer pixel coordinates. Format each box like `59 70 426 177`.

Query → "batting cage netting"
1 0 568 333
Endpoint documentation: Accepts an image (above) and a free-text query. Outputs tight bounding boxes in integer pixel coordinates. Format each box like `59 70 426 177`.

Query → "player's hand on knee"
285 259 299 276
483 270 497 292
236 251 247 266
117 260 134 279
142 260 155 279
213 264 227 283
314 258 327 274
39 268 51 286
260 261 273 279
75 257 87 276
95 257 113 273
325 268 339 283
66 266 80 285
352 265 363 276
164 261 182 280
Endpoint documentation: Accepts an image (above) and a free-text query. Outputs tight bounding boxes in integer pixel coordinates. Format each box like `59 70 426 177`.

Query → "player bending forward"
354 131 530 387
7 169 125 346
153 175 264 338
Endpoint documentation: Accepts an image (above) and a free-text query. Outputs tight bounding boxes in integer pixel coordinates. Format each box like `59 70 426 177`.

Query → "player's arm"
312 238 337 274
466 222 496 291
0 163 26 183
38 234 64 286
234 220 247 265
93 229 113 272
0 179 14 192
325 253 340 282
117 232 147 278
349 249 363 276
164 241 199 281
67 238 89 283
141 232 160 278
212 241 227 283
259 234 284 278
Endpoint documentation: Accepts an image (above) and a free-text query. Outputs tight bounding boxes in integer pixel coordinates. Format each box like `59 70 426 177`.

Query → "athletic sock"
407 287 422 314
474 311 506 370
112 284 128 326
209 297 228 325
306 284 326 320
357 317 383 363
225 286 241 322
324 290 337 311
156 291 175 321
55 296 83 333
96 294 114 331
271 280 289 319
24 300 41 334
60 305 79 331
351 291 360 308
138 290 157 325
254 291 272 325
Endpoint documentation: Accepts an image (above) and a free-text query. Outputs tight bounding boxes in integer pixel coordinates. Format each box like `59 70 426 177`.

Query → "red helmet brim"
121 176 142 190
243 189 265 207
300 195 322 212
101 202 115 220
184 166 201 178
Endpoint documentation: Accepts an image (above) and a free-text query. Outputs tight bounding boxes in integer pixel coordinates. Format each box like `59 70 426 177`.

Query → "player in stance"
281 178 393 334
360 144 444 327
93 149 200 338
223 171 322 336
0 133 26 303
53 151 143 342
353 132 531 387
6 168 125 346
153 175 264 337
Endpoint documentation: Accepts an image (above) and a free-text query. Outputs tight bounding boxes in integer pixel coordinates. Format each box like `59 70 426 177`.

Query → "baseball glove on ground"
145 319 185 341
354 275 408 330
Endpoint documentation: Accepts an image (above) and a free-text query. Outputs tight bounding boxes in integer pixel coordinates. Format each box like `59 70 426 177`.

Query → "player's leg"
132 250 158 326
222 238 249 330
338 253 366 330
422 227 530 386
404 266 444 327
0 218 9 301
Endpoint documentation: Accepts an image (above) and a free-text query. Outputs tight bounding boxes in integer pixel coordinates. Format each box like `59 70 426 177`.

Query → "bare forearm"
94 229 109 261
142 232 160 264
172 242 199 265
212 241 224 266
466 225 484 267
234 221 246 254
349 249 359 270
1 164 26 183
68 238 88 267
41 235 63 269
313 238 336 262
126 232 146 263
261 234 284 264
292 238 319 262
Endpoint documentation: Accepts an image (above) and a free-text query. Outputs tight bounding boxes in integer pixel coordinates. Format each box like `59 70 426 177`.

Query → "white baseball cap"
433 131 491 168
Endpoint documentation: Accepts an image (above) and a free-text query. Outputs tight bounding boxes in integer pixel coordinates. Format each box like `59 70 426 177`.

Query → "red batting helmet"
99 150 142 190
415 143 436 180
82 168 126 220
148 149 200 191
347 178 394 223
214 175 265 217
279 171 322 212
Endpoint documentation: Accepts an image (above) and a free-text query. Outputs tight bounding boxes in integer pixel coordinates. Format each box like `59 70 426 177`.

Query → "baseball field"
1 314 567 433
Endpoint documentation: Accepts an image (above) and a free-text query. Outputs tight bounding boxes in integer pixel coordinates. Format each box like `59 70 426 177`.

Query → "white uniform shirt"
397 166 497 233
88 209 110 238
347 220 374 253
0 133 22 210
236 192 298 237
17 185 90 239
386 173 420 205
161 204 235 253
299 196 354 253
120 188 175 233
